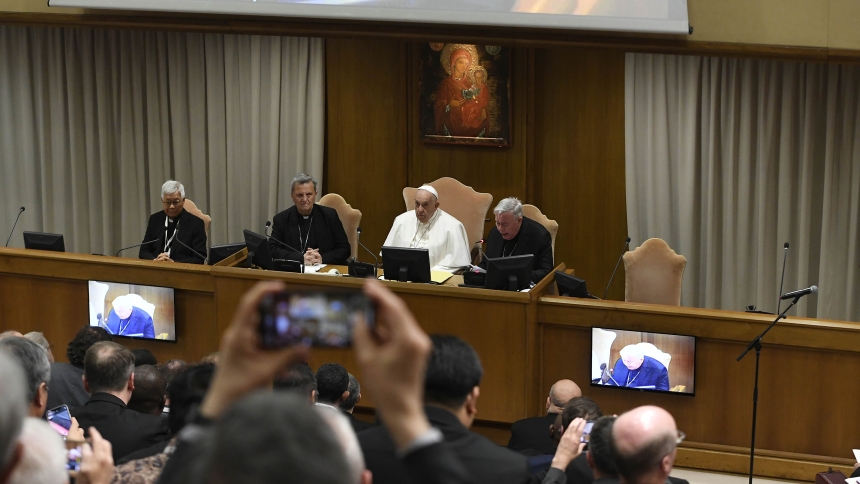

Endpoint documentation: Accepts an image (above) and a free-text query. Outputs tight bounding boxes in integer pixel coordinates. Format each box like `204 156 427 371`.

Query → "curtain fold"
626 53 860 322
0 25 324 255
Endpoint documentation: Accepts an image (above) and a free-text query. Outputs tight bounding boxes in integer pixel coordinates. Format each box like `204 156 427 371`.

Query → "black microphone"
116 239 159 257
780 285 818 300
599 363 609 384
5 207 25 247
603 237 631 300
776 242 789 315
267 233 305 272
607 368 621 386
356 227 379 268
175 238 208 264
265 221 272 237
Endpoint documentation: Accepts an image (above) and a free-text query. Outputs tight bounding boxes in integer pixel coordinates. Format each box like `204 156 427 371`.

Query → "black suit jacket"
359 406 530 484
71 393 170 461
508 412 558 455
483 216 554 283
343 410 375 434
46 362 89 410
139 209 207 264
269 204 350 265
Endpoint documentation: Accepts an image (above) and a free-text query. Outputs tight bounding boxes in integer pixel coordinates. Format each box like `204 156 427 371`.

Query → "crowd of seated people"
2 280 702 484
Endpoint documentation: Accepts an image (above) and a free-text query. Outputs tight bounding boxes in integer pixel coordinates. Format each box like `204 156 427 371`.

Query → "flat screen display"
47 0 690 34
88 280 176 341
591 327 695 395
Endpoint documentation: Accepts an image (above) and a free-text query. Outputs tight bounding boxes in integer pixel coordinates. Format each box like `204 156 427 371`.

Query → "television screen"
591 327 695 395
88 280 176 341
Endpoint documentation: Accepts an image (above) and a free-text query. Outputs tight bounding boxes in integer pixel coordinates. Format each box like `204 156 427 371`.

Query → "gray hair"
315 407 365 484
493 197 523 218
0 352 27 474
342 373 361 411
22 332 49 351
0 338 51 405
161 180 186 199
291 173 318 192
7 418 67 484
0 331 22 340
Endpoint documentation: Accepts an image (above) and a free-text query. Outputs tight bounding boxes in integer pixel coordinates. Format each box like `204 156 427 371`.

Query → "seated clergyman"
382 185 471 271
481 197 554 283
139 180 207 264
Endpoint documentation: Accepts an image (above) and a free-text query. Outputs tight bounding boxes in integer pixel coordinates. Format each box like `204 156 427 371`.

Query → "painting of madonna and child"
419 43 512 147
590 327 696 395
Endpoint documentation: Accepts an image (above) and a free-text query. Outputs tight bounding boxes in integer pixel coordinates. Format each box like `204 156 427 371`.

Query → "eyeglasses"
162 199 183 207
676 430 686 445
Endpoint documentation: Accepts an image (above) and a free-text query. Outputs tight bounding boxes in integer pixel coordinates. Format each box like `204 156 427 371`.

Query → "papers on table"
302 264 326 273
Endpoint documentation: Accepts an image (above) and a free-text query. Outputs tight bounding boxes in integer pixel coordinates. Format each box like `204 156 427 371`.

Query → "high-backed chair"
318 193 362 260
522 204 558 260
622 238 687 306
183 199 211 262
402 178 493 249
591 328 618 380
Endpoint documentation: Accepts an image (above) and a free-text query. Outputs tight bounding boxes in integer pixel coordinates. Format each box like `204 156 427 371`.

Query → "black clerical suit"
71 393 170 461
139 209 207 264
508 412 559 455
483 216 554 283
269 204 350 265
359 406 530 484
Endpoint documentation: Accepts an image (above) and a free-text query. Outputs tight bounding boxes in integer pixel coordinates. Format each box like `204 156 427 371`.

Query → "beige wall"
2 0 859 51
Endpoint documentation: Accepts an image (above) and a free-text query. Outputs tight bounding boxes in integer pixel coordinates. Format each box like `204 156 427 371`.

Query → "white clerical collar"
302 215 310 220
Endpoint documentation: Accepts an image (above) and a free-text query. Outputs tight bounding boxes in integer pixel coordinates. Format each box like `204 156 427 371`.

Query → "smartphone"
581 420 596 443
258 290 374 349
66 444 83 472
46 405 72 437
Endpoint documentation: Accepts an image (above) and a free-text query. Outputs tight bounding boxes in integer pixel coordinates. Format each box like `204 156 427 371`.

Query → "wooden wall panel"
531 47 628 301
324 38 408 256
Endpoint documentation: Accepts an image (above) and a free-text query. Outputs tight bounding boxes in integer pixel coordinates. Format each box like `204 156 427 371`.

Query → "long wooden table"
1 247 857 480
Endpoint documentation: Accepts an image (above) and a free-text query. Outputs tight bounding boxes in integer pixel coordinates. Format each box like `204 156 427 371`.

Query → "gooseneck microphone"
266 225 305 272
5 207 25 247
474 239 490 265
603 237 632 300
116 239 159 257
356 227 379 268
780 285 818 300
776 242 789 314
175 238 208 264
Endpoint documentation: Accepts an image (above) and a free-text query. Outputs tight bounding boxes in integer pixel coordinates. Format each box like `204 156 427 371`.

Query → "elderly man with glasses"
611 405 688 484
139 180 207 264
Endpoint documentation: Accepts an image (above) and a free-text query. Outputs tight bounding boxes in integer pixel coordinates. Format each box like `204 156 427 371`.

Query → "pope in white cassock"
382 185 472 271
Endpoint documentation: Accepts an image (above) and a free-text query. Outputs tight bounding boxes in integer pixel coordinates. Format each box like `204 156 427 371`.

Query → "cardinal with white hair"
607 344 670 391
105 295 155 339
382 185 471 271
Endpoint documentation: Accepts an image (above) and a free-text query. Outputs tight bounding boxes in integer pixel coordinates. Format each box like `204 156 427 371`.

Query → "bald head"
612 406 679 484
546 379 581 413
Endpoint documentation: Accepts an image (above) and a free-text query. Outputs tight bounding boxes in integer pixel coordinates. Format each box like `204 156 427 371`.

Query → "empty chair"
622 238 686 306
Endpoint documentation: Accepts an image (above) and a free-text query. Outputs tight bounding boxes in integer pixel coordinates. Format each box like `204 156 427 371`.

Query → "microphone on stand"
474 239 491 265
5 207 25 247
356 228 379 267
599 363 610 384
776 242 789 315
350 227 379 278
603 237 631 300
780 285 818 300
267 230 306 273
607 368 621 386
116 239 160 257
175 238 208 265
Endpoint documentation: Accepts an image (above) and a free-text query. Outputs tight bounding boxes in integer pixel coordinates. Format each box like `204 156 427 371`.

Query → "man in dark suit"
509 379 581 455
587 416 621 484
607 346 669 391
342 373 374 433
269 173 351 266
359 334 531 484
139 180 207 264
46 326 113 410
482 197 554 283
71 341 169 461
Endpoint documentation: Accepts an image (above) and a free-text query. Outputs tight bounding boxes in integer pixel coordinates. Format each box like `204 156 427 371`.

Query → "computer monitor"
88 280 176 341
209 242 246 265
23 231 65 252
243 230 274 270
485 255 533 291
555 271 592 298
381 247 431 283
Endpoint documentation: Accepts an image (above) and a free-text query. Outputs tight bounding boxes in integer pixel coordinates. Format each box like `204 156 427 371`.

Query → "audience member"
71 342 169 461
47 326 113 410
273 363 317 404
158 359 187 414
587 416 619 483
611 406 685 484
341 373 373 433
0 337 51 418
127 365 167 416
200 352 219 365
0 330 23 340
359 334 531 484
529 396 604 484
7 418 67 484
0 351 27 482
556 396 603 441
23 332 55 363
131 349 158 367
315 407 373 484
508 379 581 455
316 363 350 410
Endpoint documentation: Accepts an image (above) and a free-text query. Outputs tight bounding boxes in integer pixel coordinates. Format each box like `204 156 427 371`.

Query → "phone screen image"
66 445 82 471
581 421 595 443
46 405 72 436
259 291 374 349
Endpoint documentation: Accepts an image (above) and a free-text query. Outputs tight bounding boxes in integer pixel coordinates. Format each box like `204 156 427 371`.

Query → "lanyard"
298 216 314 253
164 217 180 256
502 240 519 257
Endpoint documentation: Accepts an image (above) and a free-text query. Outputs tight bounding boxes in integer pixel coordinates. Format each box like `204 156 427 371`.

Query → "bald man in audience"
508 379 582 455
611 406 688 484
128 365 167 416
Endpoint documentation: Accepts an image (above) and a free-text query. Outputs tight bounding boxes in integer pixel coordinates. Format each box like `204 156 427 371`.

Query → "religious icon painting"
419 43 512 147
